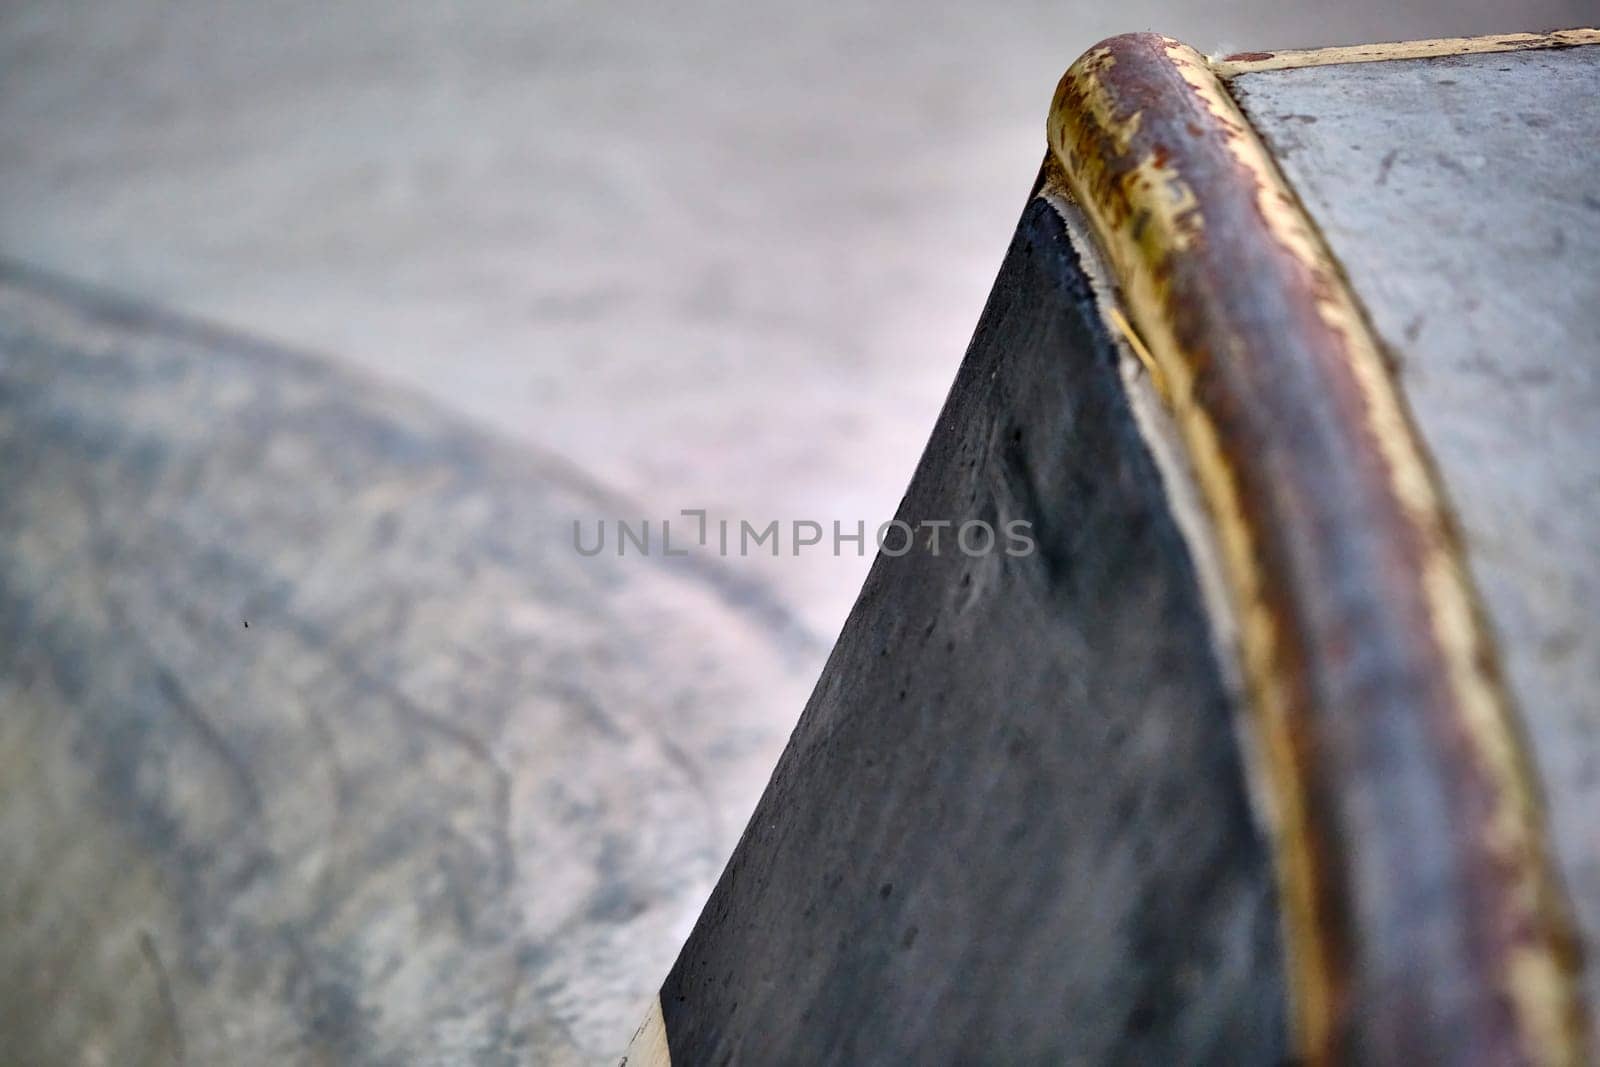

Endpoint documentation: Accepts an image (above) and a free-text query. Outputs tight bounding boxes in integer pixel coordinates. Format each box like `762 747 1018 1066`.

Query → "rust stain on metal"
1213 28 1600 78
1048 31 1589 1064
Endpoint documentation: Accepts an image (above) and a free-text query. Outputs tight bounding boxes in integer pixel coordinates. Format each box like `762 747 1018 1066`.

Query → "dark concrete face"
660 200 1286 1064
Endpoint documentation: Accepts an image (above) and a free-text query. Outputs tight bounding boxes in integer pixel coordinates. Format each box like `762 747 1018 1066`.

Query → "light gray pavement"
3 2 1593 1058
3 1 1588 641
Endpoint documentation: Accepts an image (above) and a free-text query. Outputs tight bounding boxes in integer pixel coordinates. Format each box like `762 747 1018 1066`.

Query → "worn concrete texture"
2 2 1596 1061
0 265 821 1066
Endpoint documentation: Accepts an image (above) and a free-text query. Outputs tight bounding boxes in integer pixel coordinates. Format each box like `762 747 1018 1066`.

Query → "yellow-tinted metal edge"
1049 31 1589 1064
1212 27 1600 79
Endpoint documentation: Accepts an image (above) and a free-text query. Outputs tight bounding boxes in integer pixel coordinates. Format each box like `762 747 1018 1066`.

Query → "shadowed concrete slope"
0 267 816 1064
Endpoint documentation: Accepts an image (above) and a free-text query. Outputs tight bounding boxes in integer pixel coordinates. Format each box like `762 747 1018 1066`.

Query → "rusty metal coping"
1045 29 1595 1066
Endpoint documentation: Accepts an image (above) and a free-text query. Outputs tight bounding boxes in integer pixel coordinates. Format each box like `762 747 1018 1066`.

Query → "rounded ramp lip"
1048 29 1589 1064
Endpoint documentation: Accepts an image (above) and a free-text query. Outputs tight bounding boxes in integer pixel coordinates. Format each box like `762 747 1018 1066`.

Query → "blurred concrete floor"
1 0 1592 1057
4 0 1589 641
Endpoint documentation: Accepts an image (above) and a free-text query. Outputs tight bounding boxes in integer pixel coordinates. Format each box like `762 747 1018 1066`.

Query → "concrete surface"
2 1 1591 642
0 264 817 1065
656 197 1285 1064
